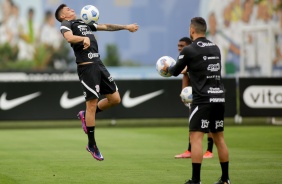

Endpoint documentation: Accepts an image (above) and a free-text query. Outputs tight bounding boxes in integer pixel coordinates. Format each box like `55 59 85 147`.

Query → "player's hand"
161 60 169 75
83 37 90 50
179 94 191 108
126 23 139 32
184 102 191 108
179 93 185 103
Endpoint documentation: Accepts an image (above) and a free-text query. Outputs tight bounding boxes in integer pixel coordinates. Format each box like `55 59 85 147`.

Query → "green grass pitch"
0 123 282 184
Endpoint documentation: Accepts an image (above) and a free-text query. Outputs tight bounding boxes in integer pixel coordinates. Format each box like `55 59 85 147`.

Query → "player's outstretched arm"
97 23 139 32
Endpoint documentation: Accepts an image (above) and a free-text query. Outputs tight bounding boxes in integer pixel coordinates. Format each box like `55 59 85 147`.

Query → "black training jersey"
169 37 225 104
60 19 100 64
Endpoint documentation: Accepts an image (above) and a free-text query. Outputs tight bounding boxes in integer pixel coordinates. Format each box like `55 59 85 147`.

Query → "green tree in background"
103 44 121 66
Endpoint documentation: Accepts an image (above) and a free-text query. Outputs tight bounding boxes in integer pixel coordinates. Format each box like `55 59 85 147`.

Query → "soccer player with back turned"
162 17 230 184
175 37 214 159
55 4 139 161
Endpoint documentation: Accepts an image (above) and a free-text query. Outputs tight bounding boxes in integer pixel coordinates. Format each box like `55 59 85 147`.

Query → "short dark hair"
179 37 192 45
190 17 207 34
55 4 67 22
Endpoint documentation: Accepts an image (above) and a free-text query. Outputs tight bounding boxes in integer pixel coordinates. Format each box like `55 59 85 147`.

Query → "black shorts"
77 61 118 101
189 103 225 133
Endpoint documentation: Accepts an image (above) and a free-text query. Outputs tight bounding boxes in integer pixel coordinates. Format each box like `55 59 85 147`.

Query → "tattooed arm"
96 23 139 32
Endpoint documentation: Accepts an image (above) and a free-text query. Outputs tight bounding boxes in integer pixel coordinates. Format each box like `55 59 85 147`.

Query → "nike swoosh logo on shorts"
60 91 85 109
122 89 164 108
0 92 41 110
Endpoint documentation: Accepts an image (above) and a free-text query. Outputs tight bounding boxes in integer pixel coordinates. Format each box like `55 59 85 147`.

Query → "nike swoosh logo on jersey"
0 92 41 110
122 90 164 108
60 91 85 109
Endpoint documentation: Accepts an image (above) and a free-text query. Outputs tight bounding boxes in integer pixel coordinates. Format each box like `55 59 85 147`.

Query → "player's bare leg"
212 132 230 183
77 98 98 133
85 98 98 126
212 132 229 162
97 91 121 111
190 131 204 162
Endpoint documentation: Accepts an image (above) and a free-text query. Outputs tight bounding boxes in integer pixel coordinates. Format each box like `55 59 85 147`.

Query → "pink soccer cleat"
77 111 87 134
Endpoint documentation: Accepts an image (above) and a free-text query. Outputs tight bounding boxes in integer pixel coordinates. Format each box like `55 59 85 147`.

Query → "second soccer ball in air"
80 5 100 24
180 86 193 103
156 56 176 77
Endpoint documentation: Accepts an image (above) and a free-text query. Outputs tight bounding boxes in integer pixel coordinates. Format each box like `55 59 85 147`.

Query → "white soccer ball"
80 5 100 24
180 86 193 103
156 56 176 77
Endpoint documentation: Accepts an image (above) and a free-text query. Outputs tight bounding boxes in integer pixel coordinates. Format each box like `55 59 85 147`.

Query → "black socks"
192 163 201 182
207 137 213 152
220 161 229 181
87 126 96 147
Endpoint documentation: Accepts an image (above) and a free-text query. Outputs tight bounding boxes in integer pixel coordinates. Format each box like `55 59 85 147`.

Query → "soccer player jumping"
55 4 139 161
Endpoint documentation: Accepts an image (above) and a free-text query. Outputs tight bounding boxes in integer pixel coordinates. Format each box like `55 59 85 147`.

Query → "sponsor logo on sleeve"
178 55 184 59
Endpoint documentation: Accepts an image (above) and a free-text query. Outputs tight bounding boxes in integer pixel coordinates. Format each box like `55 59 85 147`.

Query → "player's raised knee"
111 96 121 105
